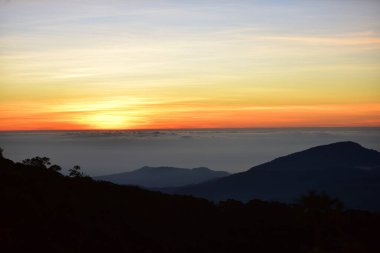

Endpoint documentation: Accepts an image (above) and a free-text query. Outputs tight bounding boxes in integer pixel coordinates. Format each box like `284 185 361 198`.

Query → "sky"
0 0 379 130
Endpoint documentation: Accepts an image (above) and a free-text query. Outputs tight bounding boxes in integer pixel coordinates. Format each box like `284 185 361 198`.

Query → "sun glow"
49 98 151 130
0 0 379 130
76 113 133 129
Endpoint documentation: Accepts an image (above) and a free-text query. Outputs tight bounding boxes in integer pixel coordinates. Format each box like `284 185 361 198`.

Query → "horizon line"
1 126 379 132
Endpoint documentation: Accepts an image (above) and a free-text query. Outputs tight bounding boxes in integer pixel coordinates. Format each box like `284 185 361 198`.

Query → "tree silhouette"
1 148 379 253
297 191 343 212
48 164 62 172
69 165 84 177
21 156 62 172
22 156 51 168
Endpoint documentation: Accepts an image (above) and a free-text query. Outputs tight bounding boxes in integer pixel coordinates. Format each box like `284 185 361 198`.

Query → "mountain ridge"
95 166 230 188
171 141 380 210
1 148 379 252
248 141 380 172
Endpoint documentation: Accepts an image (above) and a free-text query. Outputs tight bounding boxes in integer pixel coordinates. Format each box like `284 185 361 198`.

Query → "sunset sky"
0 0 379 130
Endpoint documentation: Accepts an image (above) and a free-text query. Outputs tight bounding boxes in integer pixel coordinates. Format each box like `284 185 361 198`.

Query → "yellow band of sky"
0 0 379 130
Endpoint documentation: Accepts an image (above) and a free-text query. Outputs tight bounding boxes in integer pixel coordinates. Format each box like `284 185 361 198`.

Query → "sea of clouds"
1 128 379 176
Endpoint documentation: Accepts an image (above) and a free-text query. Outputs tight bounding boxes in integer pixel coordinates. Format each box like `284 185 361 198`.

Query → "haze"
1 128 379 176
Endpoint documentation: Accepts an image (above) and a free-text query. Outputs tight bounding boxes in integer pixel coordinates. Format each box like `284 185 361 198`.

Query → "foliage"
22 156 51 168
22 156 62 172
68 165 84 177
297 191 344 212
48 164 62 172
0 152 378 253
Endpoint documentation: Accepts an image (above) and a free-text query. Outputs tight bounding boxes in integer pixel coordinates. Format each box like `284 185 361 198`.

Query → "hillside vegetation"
0 150 378 253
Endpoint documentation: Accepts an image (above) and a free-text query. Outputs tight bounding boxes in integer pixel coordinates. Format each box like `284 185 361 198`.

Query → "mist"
1 128 379 176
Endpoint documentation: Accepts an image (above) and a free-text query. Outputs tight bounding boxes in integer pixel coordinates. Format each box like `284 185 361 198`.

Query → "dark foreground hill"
95 166 230 188
0 149 379 252
173 142 380 210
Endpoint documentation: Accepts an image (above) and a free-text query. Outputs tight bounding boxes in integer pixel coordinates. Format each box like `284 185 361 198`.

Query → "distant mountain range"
1 146 379 252
95 166 230 188
93 141 380 210
169 141 380 210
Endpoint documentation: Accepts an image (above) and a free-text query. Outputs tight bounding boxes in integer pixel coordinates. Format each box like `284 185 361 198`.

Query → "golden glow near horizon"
0 0 380 130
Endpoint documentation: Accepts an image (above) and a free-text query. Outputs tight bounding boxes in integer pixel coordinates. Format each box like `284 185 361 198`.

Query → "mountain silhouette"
1 146 379 252
95 166 230 188
172 141 380 210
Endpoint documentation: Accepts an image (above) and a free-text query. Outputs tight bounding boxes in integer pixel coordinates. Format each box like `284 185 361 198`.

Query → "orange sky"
0 1 379 130
1 100 379 130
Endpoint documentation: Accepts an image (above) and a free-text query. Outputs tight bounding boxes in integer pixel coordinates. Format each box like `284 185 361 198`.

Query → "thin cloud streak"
260 35 380 46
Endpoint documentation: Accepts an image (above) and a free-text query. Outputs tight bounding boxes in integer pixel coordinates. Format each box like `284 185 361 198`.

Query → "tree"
48 164 62 172
21 156 62 174
297 191 343 212
22 156 51 168
69 165 84 177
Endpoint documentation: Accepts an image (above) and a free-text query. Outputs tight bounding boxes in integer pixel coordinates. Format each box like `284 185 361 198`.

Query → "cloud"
259 35 380 47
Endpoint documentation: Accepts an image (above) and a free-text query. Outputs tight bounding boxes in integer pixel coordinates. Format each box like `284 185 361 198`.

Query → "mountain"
94 166 230 188
1 147 379 252
173 141 380 210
